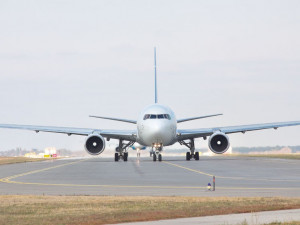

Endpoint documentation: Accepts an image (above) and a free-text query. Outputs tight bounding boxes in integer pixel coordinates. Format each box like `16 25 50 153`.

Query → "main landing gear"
152 145 163 162
115 139 134 162
179 139 200 161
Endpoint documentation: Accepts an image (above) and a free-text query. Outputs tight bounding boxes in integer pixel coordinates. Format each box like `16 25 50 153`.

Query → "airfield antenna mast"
154 47 158 104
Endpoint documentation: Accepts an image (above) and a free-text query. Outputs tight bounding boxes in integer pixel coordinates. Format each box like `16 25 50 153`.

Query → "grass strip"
0 196 299 225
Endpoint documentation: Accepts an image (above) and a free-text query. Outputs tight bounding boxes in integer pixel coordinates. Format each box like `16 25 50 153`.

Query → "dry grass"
0 157 52 165
0 196 299 225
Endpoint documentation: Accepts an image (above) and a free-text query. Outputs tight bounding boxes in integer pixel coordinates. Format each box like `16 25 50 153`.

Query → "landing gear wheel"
186 152 191 161
153 154 157 162
124 152 128 162
114 153 119 162
195 152 199 160
158 154 162 162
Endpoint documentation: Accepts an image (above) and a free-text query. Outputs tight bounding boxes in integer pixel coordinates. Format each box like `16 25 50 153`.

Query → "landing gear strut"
115 139 134 162
179 139 199 161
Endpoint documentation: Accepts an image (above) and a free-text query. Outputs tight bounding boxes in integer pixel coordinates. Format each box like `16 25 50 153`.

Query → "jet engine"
84 134 105 155
208 132 230 154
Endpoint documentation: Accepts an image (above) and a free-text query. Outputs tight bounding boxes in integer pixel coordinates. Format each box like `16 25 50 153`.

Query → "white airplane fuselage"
137 104 177 147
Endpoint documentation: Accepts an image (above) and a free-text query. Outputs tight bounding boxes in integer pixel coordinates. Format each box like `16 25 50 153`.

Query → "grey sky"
0 0 300 151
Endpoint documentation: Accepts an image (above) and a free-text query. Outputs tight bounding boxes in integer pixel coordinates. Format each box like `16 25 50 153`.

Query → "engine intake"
85 134 105 155
208 132 230 154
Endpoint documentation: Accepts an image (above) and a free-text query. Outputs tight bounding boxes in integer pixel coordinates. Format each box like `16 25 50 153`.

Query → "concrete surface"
0 156 299 196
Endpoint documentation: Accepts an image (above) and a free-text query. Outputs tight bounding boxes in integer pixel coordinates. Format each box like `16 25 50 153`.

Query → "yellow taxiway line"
0 159 88 183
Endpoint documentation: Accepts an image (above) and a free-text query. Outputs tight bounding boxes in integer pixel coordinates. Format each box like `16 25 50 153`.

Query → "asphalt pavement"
0 156 299 196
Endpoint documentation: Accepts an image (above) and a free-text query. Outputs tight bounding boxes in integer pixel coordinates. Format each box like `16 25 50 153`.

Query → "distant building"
24 152 37 158
44 147 57 158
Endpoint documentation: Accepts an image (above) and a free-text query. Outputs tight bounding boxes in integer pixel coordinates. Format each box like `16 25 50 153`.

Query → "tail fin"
154 47 158 104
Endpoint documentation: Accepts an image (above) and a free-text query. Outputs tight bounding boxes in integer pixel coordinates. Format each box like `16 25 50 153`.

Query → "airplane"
0 48 300 162
115 143 146 153
128 143 147 151
127 143 147 158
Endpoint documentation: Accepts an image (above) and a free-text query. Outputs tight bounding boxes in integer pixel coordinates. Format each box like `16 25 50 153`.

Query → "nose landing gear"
179 139 200 161
152 144 163 162
152 152 162 162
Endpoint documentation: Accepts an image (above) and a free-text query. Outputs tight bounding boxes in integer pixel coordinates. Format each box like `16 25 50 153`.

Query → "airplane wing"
0 124 137 141
177 121 300 140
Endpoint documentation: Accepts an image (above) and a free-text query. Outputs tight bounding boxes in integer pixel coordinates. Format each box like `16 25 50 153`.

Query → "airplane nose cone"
138 120 175 146
149 122 167 142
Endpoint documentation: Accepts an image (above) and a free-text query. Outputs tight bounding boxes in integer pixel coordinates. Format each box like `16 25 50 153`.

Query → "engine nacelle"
208 132 230 154
85 134 105 155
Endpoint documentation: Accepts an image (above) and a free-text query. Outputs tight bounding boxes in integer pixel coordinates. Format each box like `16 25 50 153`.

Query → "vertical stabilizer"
154 47 158 103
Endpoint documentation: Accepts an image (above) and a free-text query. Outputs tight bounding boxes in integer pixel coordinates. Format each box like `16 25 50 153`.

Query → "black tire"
153 154 157 162
114 153 119 162
158 154 162 162
186 152 191 161
195 152 199 160
124 152 128 161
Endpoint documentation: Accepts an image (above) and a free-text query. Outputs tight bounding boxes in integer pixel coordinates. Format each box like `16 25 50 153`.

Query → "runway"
0 156 299 196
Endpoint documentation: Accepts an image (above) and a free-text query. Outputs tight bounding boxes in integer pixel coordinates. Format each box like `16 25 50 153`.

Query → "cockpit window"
143 114 150 120
158 114 164 119
143 114 171 120
164 114 171 120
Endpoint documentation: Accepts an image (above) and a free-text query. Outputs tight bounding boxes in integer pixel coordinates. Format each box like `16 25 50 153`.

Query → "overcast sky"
0 0 300 151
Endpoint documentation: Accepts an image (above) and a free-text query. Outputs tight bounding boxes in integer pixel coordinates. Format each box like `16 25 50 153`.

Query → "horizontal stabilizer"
177 114 223 123
89 115 137 124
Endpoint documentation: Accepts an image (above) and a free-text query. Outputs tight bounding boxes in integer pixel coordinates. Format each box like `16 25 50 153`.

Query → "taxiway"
0 156 299 196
